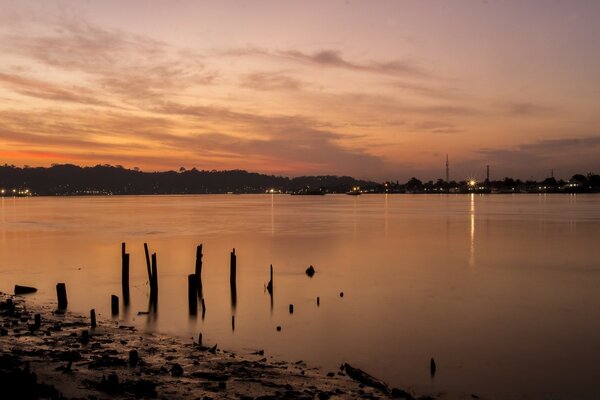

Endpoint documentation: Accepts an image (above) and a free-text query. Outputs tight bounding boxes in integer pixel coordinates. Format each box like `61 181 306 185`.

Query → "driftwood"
342 363 389 393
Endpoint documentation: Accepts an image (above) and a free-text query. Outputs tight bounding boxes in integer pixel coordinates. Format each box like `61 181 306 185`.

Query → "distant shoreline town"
0 164 598 196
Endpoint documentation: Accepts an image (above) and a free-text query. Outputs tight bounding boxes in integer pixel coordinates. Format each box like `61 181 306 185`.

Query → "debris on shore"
0 293 427 399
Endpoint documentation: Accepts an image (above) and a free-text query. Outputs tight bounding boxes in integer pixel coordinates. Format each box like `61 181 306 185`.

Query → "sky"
0 0 599 181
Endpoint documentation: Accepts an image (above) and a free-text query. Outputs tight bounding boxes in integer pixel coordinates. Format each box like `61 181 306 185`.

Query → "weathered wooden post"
90 309 97 328
34 313 41 330
232 315 235 331
430 358 437 377
230 248 237 310
111 295 119 316
289 304 294 314
317 296 320 306
144 243 151 279
201 298 206 320
151 253 158 295
198 333 203 347
230 248 236 286
188 274 197 315
56 283 68 309
122 243 130 305
195 244 203 280
266 264 273 294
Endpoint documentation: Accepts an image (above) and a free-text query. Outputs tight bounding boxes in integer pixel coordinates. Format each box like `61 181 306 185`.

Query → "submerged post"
111 295 119 316
90 309 97 328
56 283 68 309
188 274 197 315
122 243 130 305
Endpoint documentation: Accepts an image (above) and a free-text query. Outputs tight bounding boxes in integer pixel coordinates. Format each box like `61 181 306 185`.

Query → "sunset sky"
0 0 599 181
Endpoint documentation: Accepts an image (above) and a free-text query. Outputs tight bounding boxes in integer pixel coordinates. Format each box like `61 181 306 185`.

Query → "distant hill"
0 164 379 195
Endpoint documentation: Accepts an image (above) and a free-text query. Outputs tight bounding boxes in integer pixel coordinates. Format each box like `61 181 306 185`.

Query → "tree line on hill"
0 164 598 195
0 164 376 195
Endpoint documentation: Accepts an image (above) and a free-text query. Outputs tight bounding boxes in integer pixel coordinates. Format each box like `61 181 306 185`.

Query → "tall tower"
446 154 450 183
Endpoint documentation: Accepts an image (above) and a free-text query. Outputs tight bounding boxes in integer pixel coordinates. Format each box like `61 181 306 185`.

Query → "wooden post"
201 298 206 320
266 264 273 294
34 313 41 330
90 309 97 328
230 248 236 287
198 333 203 347
56 283 68 309
122 243 130 305
289 304 294 314
430 358 436 376
144 243 152 285
188 274 197 315
317 296 320 306
111 295 119 316
151 253 158 295
230 248 237 310
195 244 203 280
232 315 235 331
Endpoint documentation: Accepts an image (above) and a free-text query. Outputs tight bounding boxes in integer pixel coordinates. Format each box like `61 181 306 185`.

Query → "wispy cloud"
240 71 304 91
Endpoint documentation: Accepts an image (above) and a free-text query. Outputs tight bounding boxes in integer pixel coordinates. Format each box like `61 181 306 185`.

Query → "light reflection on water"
1 194 600 399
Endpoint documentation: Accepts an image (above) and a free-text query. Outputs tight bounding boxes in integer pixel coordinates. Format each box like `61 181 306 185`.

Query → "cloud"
477 135 600 178
240 71 303 91
502 101 555 116
219 47 427 78
0 19 213 104
279 49 426 77
0 72 111 106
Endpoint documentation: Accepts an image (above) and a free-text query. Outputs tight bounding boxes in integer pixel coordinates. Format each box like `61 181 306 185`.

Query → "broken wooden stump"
14 285 37 295
111 295 119 316
56 283 68 309
289 304 294 314
129 350 139 367
317 297 320 306
34 313 41 330
90 309 97 328
121 242 130 305
305 265 315 277
430 357 436 377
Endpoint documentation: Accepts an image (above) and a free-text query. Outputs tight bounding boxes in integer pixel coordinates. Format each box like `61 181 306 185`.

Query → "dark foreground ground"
0 293 437 400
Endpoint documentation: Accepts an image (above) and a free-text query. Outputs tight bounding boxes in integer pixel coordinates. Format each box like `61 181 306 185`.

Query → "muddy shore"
0 293 429 400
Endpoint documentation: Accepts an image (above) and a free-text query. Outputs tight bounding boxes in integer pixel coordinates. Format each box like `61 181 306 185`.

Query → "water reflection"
469 194 475 269
1 195 600 399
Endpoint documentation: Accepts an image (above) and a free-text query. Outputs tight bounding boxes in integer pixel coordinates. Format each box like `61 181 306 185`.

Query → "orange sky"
0 0 599 181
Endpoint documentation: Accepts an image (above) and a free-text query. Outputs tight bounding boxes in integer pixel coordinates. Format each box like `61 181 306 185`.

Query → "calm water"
1 194 599 399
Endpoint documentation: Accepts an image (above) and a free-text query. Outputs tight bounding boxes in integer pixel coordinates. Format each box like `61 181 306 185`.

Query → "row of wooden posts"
54 242 245 320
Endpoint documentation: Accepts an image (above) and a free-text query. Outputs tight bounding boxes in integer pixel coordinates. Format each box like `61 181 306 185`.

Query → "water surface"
1 194 599 399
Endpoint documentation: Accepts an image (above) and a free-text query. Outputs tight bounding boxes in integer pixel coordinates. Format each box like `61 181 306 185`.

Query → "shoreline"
0 293 426 400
